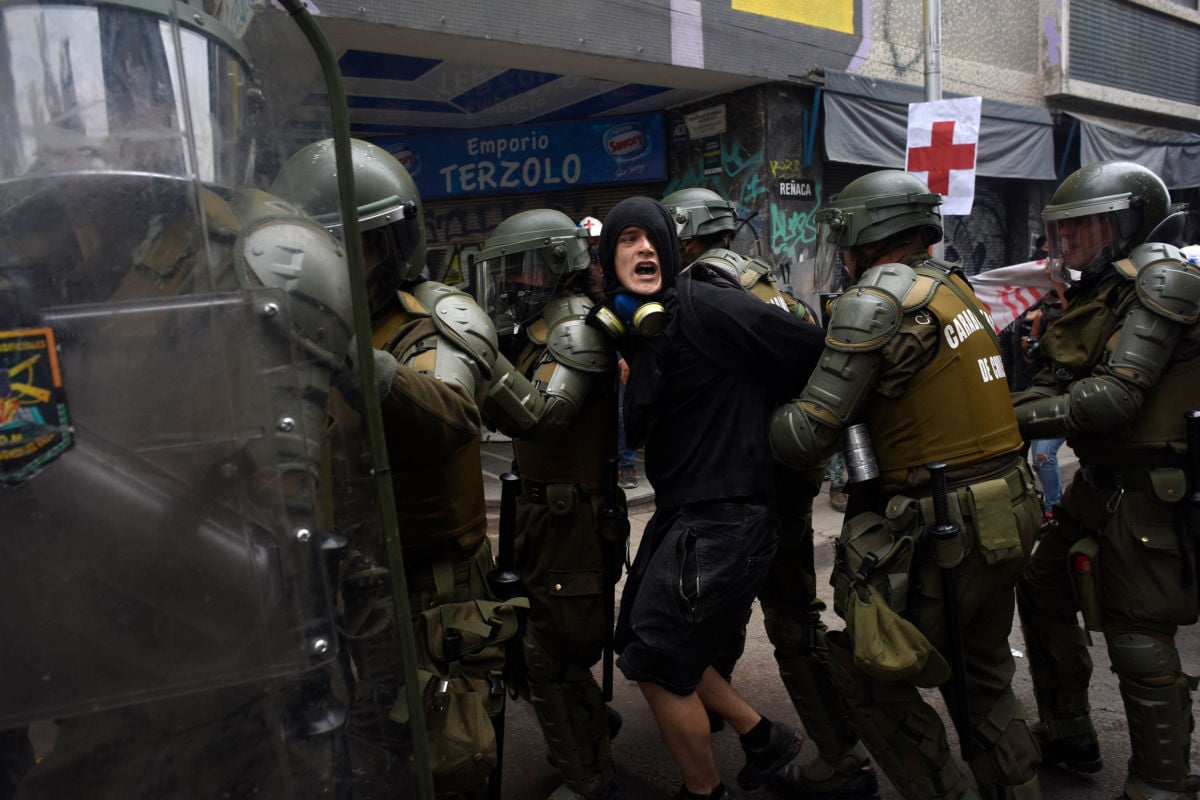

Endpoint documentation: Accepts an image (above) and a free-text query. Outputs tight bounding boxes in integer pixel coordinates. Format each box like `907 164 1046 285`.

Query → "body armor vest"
372 302 487 555
1042 275 1199 463
510 338 616 493
866 272 1023 472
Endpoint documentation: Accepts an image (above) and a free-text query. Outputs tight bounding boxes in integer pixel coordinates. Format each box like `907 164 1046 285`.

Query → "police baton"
926 461 976 761
599 456 622 702
486 470 524 800
1185 411 1200 597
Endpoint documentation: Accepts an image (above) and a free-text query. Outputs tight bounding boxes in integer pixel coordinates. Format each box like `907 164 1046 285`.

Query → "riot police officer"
273 139 566 800
660 186 879 800
1013 160 1200 800
770 170 1044 800
474 209 626 800
0 1 398 796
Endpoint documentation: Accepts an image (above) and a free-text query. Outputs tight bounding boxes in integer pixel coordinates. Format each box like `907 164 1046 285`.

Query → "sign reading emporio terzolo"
373 113 666 199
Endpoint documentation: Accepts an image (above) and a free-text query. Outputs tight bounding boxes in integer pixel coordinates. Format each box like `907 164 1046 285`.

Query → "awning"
822 69 1057 181
1071 112 1200 190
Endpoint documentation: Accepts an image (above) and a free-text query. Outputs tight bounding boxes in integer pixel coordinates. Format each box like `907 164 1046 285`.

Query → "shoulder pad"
543 294 610 373
236 212 353 364
858 262 918 302
413 280 501 373
736 255 774 289
826 285 903 352
686 248 746 286
1119 243 1200 323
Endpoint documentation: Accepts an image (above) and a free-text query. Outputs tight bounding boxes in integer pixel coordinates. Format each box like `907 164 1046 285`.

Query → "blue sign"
372 113 666 199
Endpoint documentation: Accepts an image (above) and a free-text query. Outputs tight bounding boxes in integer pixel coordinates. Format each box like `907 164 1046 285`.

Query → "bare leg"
696 666 761 735
638 679 721 794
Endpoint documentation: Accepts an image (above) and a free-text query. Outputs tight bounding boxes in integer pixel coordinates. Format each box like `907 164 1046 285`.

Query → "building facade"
255 0 1200 307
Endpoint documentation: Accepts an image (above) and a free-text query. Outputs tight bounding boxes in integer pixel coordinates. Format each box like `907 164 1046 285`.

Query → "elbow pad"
770 348 879 470
770 401 845 470
1066 375 1142 433
485 351 546 435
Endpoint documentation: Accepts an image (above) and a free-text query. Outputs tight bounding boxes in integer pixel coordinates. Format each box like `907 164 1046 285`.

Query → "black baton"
599 456 622 702
927 461 976 761
486 470 523 800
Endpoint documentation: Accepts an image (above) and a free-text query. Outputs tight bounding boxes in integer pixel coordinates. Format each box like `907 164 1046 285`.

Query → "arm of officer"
485 295 610 440
1015 244 1199 439
769 284 896 470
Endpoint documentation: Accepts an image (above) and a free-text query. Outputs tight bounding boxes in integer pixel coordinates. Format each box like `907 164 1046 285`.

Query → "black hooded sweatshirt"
598 196 825 508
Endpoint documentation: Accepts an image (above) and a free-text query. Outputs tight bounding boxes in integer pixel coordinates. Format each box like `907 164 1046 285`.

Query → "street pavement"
480 441 1200 800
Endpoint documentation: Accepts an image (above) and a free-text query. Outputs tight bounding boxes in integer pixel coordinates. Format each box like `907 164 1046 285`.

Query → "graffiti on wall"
942 183 1011 277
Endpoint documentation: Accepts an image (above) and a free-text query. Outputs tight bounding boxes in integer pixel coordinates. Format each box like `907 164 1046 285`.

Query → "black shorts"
615 499 778 695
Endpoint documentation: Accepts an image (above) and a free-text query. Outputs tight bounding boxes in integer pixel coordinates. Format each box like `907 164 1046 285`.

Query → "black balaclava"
598 196 681 301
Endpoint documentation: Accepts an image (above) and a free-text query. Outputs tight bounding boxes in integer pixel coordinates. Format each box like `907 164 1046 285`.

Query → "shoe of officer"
737 719 802 790
1034 724 1103 773
769 760 881 799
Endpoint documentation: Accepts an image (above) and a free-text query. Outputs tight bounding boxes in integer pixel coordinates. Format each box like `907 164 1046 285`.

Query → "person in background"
1030 234 1049 261
1017 267 1069 521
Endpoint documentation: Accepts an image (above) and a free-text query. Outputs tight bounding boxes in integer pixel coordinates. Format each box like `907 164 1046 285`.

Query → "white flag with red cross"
906 96 982 216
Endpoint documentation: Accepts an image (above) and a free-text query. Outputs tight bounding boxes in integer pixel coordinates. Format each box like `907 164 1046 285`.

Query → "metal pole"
924 0 946 259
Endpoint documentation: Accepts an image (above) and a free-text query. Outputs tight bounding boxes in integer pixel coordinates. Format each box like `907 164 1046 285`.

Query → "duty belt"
1080 465 1156 492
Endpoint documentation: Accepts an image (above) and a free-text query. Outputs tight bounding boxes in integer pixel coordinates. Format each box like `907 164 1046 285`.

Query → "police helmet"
272 138 425 307
1042 160 1171 282
661 187 738 242
476 208 591 333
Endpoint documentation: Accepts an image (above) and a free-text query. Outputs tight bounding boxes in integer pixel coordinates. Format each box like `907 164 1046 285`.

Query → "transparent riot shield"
0 2 430 797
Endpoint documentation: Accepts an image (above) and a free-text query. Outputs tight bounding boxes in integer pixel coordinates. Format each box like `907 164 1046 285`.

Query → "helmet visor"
813 209 847 293
1044 210 1121 283
477 250 568 334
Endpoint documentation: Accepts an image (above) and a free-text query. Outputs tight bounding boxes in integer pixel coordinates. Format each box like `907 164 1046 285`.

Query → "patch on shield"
1 327 72 486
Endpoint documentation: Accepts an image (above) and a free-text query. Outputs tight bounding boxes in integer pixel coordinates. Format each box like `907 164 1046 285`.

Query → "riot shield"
0 2 430 797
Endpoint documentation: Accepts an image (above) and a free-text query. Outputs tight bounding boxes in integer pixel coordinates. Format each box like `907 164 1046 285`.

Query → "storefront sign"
374 113 666 198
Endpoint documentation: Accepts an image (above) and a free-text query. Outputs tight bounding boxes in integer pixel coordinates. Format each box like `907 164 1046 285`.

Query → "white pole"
924 0 946 259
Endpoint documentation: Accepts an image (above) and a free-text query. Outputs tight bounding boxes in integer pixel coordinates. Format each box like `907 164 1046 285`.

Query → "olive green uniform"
1014 247 1200 800
772 252 1043 800
340 286 503 800
501 296 624 800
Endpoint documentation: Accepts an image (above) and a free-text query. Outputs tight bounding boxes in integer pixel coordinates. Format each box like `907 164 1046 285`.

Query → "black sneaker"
769 761 880 799
1036 730 1103 774
736 721 802 790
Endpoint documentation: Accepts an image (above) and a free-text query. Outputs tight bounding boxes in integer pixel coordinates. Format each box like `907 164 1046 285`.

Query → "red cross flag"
906 96 982 216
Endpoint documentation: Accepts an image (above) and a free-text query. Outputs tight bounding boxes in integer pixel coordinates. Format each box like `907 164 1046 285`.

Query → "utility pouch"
833 510 916 618
1067 536 1104 632
401 561 528 792
966 477 1024 564
545 482 578 516
846 581 951 687
1148 467 1186 504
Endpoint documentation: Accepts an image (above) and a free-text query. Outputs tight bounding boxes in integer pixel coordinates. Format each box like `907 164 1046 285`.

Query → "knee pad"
1109 633 1196 791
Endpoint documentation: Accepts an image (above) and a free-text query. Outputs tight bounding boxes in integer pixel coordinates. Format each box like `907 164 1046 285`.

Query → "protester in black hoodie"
593 196 825 800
